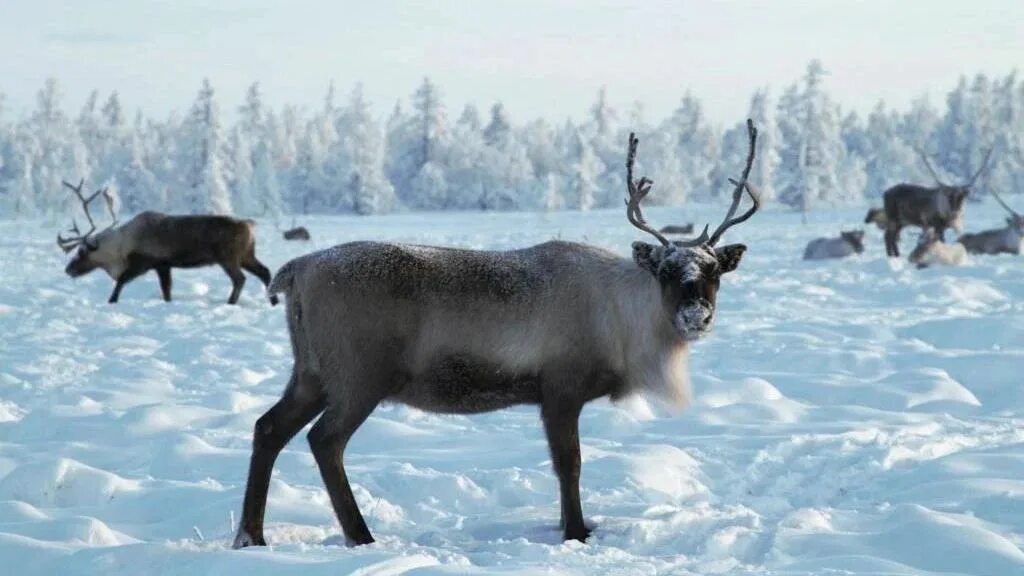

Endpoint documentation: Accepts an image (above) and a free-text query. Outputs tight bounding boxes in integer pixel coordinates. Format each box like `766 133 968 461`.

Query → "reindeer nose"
701 311 713 327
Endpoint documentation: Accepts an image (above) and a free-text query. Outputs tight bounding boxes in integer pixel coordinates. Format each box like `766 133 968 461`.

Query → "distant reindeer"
908 229 967 269
958 188 1024 255
659 223 695 235
802 230 864 260
58 180 274 304
865 148 992 257
234 120 762 548
282 226 311 241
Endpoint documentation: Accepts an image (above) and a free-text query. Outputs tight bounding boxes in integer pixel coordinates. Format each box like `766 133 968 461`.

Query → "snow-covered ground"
1 202 1023 575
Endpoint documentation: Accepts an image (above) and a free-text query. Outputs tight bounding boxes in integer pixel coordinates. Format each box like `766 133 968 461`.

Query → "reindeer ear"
715 244 746 274
632 241 660 275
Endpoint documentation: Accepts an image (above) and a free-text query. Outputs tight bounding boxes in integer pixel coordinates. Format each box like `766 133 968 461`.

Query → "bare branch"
624 132 671 247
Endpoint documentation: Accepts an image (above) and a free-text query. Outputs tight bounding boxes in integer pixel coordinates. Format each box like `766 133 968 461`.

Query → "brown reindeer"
233 120 761 548
58 180 274 304
865 148 992 257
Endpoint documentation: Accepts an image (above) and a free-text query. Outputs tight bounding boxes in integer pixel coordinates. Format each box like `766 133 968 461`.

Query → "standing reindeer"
234 120 762 549
958 188 1024 255
58 180 274 304
865 148 993 257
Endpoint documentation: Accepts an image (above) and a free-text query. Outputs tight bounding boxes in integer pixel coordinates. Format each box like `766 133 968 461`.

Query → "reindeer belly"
391 354 541 414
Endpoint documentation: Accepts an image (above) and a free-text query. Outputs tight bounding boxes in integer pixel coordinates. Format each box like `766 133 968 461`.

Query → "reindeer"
908 229 967 269
233 120 762 549
282 226 311 241
865 148 992 257
58 180 274 305
958 188 1024 255
802 230 865 260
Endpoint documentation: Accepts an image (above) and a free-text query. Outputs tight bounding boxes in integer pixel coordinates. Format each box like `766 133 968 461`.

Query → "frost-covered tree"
667 92 718 200
566 126 602 211
775 61 847 211
330 84 396 214
179 78 231 214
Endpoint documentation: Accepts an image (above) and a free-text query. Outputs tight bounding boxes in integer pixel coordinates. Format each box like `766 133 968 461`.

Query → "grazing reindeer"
802 230 865 260
234 120 762 548
865 148 992 257
58 180 274 304
659 223 695 235
958 188 1024 255
908 229 967 269
282 226 311 241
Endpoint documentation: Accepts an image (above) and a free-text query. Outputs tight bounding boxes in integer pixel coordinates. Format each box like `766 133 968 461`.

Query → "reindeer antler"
914 146 948 187
56 179 118 253
624 132 671 247
966 147 994 187
624 120 761 249
704 118 761 247
988 186 1021 219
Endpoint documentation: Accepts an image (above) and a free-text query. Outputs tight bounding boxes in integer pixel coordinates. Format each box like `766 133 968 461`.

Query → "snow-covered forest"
1 60 1022 219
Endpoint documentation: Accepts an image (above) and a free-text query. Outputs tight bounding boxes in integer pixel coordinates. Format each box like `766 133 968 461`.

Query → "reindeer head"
56 180 118 278
841 230 865 253
908 229 940 268
864 208 887 230
988 186 1024 234
625 120 759 342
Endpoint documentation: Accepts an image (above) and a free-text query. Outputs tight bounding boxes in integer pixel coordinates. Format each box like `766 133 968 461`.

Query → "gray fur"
958 216 1024 255
239 238 748 547
803 230 865 260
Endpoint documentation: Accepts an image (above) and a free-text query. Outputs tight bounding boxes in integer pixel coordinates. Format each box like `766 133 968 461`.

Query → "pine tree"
181 78 231 214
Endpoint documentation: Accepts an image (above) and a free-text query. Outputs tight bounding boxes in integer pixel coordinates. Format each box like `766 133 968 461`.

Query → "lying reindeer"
958 187 1024 255
865 147 992 257
908 229 967 269
282 226 311 241
234 120 762 548
803 230 865 260
58 180 273 304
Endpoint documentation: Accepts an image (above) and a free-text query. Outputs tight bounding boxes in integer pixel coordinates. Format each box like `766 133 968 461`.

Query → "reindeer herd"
805 147 1022 267
49 117 1017 548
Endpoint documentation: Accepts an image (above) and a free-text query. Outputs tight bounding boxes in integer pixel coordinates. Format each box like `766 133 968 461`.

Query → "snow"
1 202 1023 575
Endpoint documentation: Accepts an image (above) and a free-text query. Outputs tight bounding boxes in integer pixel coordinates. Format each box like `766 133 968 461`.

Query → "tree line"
1 59 1021 219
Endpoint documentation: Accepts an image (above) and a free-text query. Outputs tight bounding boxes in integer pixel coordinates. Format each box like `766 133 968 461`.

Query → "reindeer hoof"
232 529 265 549
563 525 592 543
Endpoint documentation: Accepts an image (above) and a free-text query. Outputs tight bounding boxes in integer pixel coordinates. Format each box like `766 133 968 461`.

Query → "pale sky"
1 1 1021 125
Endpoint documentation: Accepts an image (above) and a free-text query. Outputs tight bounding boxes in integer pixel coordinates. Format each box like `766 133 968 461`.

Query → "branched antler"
914 146 948 187
988 185 1021 219
966 148 994 187
56 179 118 253
677 118 760 247
623 121 761 249
624 132 670 247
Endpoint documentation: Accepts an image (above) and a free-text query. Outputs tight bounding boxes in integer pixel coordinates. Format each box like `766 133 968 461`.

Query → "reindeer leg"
108 261 150 303
307 396 380 546
542 401 589 543
885 227 901 257
242 259 272 288
235 370 326 549
156 266 173 302
222 264 247 305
